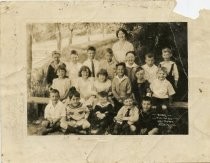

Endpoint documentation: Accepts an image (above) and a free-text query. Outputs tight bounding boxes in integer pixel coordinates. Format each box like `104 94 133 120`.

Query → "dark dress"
90 103 114 134
132 79 150 104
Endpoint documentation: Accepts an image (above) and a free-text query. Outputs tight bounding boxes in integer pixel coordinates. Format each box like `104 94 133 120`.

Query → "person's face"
70 54 78 63
116 65 125 77
87 50 95 60
124 98 133 107
98 96 108 105
142 100 152 112
135 70 145 80
157 70 167 81
70 96 80 107
145 57 154 66
98 74 106 82
81 70 89 79
53 54 60 63
126 53 135 65
162 49 172 61
50 92 60 103
57 69 66 78
105 52 112 62
118 31 126 41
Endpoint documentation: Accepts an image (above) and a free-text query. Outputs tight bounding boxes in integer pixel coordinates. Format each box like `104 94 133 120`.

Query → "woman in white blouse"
112 28 134 63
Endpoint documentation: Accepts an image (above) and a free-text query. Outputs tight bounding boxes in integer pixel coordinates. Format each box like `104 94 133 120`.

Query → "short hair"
50 89 60 96
105 48 113 55
87 46 96 52
123 95 134 101
116 62 126 69
57 65 67 73
116 62 127 75
162 47 172 53
52 50 61 56
141 96 152 104
116 28 128 39
145 53 154 59
135 66 144 74
157 67 168 74
126 51 136 57
70 50 78 55
98 91 108 98
78 65 91 77
68 87 80 99
97 69 108 78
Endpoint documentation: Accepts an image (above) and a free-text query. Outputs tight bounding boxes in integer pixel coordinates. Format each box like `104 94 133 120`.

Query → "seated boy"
60 87 90 135
113 96 139 135
38 89 65 135
45 50 66 86
138 97 159 135
90 91 115 135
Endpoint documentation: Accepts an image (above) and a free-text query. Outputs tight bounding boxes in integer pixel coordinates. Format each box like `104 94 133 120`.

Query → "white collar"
116 75 127 83
126 62 138 68
96 102 110 107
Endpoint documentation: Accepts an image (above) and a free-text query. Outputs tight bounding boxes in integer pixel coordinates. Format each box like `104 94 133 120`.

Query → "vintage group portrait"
27 22 188 136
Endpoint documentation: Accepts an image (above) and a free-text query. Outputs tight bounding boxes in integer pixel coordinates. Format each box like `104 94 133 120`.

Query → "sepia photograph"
27 22 188 135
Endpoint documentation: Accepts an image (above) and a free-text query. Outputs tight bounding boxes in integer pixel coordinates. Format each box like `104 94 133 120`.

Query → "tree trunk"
86 23 91 42
68 24 73 46
27 24 33 97
56 23 62 51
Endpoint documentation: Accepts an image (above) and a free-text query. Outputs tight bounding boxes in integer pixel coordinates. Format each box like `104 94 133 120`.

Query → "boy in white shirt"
159 47 179 88
142 53 158 83
83 46 100 78
66 50 82 86
150 67 175 108
39 89 65 135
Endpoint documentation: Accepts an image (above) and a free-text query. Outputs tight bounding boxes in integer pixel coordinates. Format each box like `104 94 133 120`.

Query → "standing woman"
112 28 134 63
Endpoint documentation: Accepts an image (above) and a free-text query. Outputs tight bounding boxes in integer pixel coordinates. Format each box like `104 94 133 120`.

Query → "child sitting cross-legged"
138 97 159 135
90 91 115 135
38 89 65 135
60 87 90 135
113 96 139 135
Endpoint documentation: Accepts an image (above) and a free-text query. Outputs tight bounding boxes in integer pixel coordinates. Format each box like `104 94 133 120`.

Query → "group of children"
39 45 179 135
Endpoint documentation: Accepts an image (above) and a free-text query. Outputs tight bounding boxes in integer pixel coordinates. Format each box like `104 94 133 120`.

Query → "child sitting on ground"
138 97 159 135
39 89 65 135
159 47 179 88
132 67 151 104
66 50 82 86
90 91 114 135
51 66 71 101
112 62 132 112
113 96 139 135
142 53 158 83
60 87 90 134
99 48 117 80
150 67 175 108
45 50 66 86
125 51 139 83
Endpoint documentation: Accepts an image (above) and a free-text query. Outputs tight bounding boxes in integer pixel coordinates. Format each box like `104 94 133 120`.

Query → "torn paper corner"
173 0 210 19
